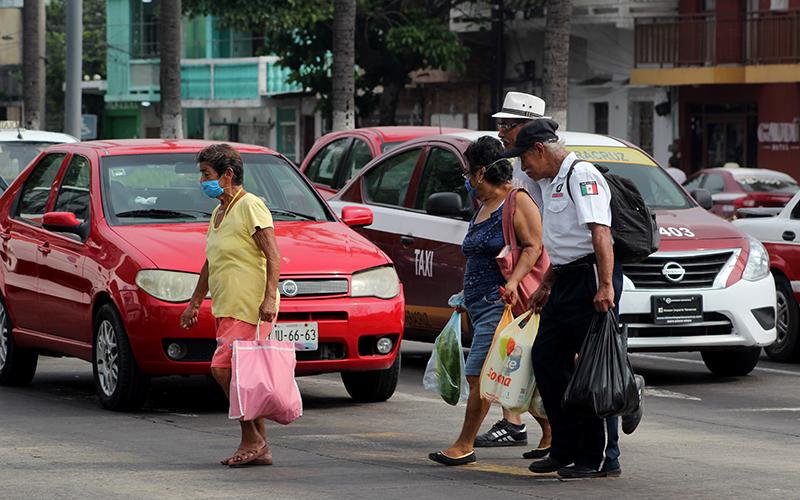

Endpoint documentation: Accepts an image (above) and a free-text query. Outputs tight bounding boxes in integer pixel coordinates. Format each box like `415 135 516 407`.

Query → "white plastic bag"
480 310 540 412
423 311 469 406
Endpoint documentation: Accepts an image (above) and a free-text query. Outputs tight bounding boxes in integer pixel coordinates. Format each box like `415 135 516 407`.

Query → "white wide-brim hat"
492 92 550 119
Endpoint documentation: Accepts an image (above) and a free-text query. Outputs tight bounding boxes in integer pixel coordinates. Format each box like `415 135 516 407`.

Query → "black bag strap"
566 159 610 202
565 159 581 202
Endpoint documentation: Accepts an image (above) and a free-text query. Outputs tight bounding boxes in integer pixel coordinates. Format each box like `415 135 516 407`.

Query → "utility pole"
22 0 45 129
65 0 83 138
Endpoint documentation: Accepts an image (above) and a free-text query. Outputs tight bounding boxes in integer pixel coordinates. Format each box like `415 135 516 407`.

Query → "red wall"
755 83 800 178
678 83 800 180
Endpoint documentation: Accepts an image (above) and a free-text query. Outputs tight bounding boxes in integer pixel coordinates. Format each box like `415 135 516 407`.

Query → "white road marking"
631 353 800 377
726 408 800 412
645 388 701 401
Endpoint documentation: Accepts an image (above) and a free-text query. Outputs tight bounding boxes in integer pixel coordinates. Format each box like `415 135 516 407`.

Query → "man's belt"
552 254 596 274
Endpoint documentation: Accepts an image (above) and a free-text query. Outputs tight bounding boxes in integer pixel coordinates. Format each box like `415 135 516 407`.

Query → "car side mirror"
426 192 464 218
691 189 713 211
43 211 86 238
341 206 373 227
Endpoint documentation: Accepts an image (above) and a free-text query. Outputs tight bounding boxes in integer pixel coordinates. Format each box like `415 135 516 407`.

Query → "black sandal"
428 451 477 466
522 446 551 459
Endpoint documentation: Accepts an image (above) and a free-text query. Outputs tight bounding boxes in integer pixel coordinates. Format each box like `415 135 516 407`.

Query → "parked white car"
733 191 800 362
0 129 79 186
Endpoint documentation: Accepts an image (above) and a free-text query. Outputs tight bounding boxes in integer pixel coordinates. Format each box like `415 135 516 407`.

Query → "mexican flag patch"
580 181 599 196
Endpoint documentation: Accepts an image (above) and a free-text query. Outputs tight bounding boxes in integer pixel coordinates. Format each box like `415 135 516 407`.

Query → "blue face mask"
201 180 224 198
464 178 478 199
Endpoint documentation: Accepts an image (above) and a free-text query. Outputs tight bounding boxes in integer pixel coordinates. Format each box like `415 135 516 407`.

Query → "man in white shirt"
503 118 624 479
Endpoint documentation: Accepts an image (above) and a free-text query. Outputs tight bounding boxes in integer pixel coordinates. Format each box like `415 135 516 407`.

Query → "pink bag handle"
501 187 533 251
256 320 276 341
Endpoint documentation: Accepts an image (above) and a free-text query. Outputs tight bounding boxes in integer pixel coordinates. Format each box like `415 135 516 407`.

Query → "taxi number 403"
659 226 695 238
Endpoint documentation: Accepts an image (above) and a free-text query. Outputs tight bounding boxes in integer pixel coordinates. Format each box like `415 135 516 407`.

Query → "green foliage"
45 0 107 131
183 0 470 120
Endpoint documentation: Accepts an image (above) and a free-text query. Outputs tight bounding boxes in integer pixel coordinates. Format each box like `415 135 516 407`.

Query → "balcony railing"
635 9 800 67
747 9 800 64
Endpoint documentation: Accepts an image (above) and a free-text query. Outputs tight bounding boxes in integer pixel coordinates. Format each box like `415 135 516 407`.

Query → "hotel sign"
758 119 800 152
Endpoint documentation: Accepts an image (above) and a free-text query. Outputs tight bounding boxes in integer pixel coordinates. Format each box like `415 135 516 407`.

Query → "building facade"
105 0 318 162
632 0 800 177
0 0 22 123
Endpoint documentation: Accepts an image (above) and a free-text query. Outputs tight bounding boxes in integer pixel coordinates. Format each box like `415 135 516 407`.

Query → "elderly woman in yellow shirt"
180 144 281 468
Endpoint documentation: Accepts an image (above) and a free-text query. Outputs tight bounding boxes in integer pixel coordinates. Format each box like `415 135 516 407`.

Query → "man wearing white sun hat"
472 92 553 458
493 92 549 208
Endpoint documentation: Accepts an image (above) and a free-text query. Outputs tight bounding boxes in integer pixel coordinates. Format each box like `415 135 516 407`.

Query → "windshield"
101 153 332 225
599 163 694 210
0 142 56 181
735 174 799 194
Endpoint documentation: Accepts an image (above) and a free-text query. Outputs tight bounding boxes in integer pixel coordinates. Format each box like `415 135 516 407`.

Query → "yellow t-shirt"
206 192 279 324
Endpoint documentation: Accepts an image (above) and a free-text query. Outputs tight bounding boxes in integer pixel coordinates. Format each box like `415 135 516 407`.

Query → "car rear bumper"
621 274 777 351
121 290 405 376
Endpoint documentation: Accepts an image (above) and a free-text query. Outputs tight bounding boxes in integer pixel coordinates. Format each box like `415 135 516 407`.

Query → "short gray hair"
543 138 567 155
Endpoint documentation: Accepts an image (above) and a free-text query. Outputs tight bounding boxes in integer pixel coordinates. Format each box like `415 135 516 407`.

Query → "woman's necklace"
215 188 245 228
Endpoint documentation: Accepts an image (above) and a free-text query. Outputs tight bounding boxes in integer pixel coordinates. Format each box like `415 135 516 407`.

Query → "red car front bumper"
120 290 405 377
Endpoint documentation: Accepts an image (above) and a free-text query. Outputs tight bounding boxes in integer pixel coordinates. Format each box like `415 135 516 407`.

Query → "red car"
734 190 800 362
684 167 799 219
0 139 404 410
300 126 468 198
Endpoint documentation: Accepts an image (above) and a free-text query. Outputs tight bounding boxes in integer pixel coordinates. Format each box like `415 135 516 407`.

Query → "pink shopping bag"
229 322 303 424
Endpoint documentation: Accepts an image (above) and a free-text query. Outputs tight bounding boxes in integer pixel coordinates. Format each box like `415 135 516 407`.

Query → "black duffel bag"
562 311 639 418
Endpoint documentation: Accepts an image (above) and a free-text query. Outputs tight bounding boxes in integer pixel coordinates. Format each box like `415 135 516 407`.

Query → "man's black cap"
500 118 559 158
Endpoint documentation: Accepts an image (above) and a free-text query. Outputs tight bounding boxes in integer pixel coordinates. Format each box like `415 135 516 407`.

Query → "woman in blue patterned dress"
429 136 544 466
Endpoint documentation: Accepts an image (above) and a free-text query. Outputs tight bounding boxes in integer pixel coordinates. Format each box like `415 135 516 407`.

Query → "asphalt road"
1 343 799 500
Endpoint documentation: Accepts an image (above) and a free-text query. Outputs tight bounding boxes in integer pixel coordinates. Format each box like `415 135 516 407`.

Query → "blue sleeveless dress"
461 204 507 376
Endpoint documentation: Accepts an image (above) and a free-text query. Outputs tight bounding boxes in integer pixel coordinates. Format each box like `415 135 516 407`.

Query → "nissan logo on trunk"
662 262 686 282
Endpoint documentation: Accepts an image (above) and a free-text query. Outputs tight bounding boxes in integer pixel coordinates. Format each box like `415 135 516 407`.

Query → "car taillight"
733 196 756 208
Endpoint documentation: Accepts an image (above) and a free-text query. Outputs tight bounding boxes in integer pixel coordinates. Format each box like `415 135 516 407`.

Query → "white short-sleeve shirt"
537 152 612 266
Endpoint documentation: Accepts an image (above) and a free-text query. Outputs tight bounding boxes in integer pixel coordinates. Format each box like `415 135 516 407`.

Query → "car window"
380 141 404 153
736 174 799 194
101 153 332 225
683 174 704 191
15 153 66 223
600 163 693 209
304 138 350 187
704 174 725 194
0 142 57 181
54 154 91 222
413 148 468 211
792 201 800 220
363 148 421 207
340 139 373 187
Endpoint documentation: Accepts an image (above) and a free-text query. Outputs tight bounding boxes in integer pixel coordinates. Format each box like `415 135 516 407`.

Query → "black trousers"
532 260 623 469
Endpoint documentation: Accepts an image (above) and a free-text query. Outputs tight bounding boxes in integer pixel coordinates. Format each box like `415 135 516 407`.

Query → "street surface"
1 342 799 499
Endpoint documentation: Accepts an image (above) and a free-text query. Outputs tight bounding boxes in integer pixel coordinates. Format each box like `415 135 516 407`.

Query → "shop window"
631 102 654 155
277 107 298 163
593 102 609 135
131 0 159 59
